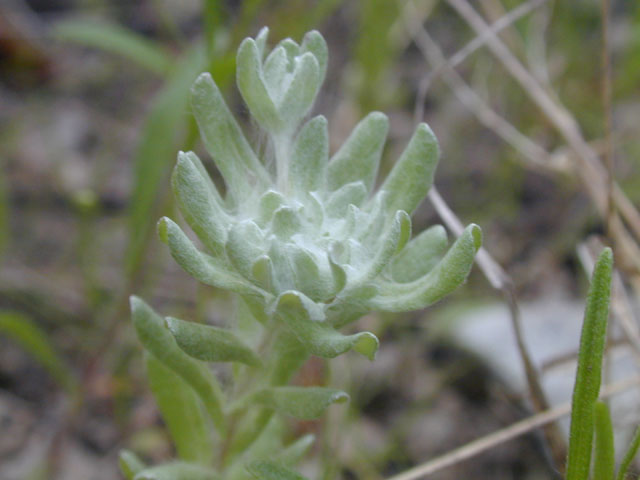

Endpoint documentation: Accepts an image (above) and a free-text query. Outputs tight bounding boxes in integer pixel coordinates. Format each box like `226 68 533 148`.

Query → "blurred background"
1 0 640 478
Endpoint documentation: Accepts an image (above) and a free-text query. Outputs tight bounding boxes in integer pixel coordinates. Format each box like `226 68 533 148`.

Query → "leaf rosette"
157 27 481 362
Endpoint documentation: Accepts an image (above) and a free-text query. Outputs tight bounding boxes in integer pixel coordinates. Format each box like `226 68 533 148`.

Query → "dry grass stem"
386 375 640 480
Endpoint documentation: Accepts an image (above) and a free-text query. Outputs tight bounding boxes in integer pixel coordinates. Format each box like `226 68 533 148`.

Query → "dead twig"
386 375 640 480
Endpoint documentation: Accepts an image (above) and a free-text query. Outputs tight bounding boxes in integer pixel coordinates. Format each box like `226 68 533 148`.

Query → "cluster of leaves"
125 27 481 480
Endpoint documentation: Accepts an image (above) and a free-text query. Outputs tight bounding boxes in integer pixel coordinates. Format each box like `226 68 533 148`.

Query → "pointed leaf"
157 217 270 301
273 291 379 360
368 224 481 311
301 30 328 82
390 225 448 282
145 353 213 464
379 123 439 215
566 247 613 480
246 461 308 480
327 112 388 193
182 151 224 204
593 401 615 480
119 450 146 480
278 53 320 129
191 73 271 200
172 152 228 255
236 38 282 131
165 317 261 367
253 386 349 420
289 116 328 197
130 296 225 432
133 462 219 480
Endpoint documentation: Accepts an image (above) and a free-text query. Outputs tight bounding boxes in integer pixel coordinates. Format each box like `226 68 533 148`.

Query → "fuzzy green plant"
125 27 481 480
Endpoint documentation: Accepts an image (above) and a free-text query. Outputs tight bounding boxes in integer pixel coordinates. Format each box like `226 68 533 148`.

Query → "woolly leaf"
191 73 270 200
253 386 349 420
368 224 481 311
165 317 261 367
145 353 213 464
226 220 266 279
327 112 388 193
301 30 328 82
157 217 270 300
379 123 439 215
278 53 320 129
236 38 282 131
263 46 289 101
289 115 328 197
172 151 228 255
130 296 225 432
273 291 379 360
390 225 448 282
325 181 368 218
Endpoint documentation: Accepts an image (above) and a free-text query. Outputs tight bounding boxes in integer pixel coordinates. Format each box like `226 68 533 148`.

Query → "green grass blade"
53 20 172 75
616 426 640 480
566 247 614 480
0 311 77 394
593 401 615 480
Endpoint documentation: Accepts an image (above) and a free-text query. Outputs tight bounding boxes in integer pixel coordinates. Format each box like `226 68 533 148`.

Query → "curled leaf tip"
353 332 379 361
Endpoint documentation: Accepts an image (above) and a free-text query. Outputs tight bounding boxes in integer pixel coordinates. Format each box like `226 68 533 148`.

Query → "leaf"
157 217 270 301
616 425 640 480
53 20 172 75
278 53 321 129
350 210 411 286
190 73 271 202
130 296 225 432
125 46 205 276
145 353 213 464
301 30 328 82
133 462 219 480
389 225 448 282
593 401 615 480
566 247 613 480
276 434 315 466
165 317 261 367
271 207 303 240
327 112 389 193
226 220 266 279
0 311 76 394
368 224 481 312
172 151 229 256
379 122 439 215
263 46 289 101
119 450 146 480
289 116 328 197
246 461 308 480
253 386 349 420
254 27 270 59
272 291 379 360
325 181 368 218
236 38 282 132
